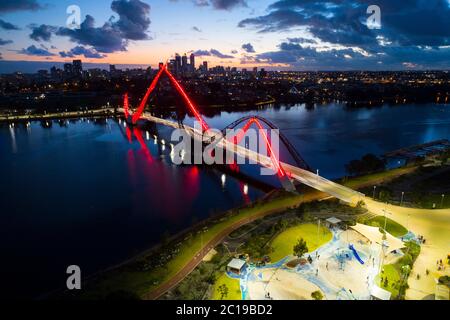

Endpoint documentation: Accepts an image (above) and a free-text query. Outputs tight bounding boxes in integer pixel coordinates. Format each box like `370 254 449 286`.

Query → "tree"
345 153 386 176
293 238 308 258
311 290 324 300
378 188 392 202
217 284 229 300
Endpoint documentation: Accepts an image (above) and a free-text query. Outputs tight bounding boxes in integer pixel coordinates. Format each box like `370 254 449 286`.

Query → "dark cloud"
171 0 247 10
242 42 255 53
59 46 105 59
255 38 450 70
231 49 238 54
57 15 126 53
238 0 450 47
193 49 234 58
0 38 13 45
19 45 55 56
0 0 42 13
238 0 450 69
110 0 151 40
210 48 234 58
192 26 202 32
29 24 57 42
210 0 247 10
0 19 20 30
57 0 151 53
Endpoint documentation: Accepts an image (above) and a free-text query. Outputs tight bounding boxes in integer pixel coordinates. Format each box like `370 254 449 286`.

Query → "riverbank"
0 97 277 123
0 108 114 122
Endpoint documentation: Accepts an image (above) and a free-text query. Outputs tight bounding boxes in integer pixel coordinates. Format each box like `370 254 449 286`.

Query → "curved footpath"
365 199 450 300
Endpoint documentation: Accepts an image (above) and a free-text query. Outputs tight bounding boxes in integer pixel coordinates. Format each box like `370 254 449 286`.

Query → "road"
0 108 114 122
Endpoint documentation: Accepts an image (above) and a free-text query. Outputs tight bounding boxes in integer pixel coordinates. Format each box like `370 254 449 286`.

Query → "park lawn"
269 223 332 263
211 273 241 300
365 216 408 237
376 264 401 298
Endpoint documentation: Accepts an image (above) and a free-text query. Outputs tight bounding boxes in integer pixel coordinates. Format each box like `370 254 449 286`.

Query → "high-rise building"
63 63 73 75
50 66 59 79
109 64 116 74
190 53 195 72
202 61 208 73
175 54 182 74
182 54 188 73
168 59 176 73
73 59 83 76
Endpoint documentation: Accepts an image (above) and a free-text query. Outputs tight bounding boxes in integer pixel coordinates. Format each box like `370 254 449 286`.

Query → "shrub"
311 290 324 300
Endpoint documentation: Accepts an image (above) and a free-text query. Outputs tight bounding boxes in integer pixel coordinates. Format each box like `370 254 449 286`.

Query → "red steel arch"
227 117 286 177
125 64 209 131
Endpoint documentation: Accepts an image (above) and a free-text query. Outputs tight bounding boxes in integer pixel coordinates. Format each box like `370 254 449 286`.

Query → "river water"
1 102 449 298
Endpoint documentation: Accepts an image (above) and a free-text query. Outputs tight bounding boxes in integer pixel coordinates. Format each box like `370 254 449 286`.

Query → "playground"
221 222 408 300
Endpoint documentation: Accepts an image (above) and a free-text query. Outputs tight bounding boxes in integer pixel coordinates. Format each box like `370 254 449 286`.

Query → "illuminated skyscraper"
182 54 188 73
175 54 182 74
73 59 82 76
190 53 195 72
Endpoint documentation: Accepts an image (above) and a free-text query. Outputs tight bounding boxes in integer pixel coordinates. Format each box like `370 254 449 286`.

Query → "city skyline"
0 0 450 73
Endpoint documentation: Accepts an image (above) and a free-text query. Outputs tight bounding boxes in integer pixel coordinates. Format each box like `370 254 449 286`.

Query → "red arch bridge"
119 64 363 203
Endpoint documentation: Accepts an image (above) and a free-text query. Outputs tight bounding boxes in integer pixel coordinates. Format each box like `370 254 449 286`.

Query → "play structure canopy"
350 223 405 253
326 217 342 225
370 285 392 300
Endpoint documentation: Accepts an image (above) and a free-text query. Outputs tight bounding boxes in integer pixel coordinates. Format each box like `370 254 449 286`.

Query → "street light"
373 186 377 198
382 208 392 233
441 194 445 208
317 219 321 248
400 191 405 206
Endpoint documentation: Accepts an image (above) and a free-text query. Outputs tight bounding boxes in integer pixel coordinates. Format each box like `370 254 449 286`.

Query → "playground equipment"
349 244 365 265
335 249 351 270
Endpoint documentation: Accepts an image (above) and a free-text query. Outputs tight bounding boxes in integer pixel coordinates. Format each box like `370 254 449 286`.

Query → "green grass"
365 216 408 237
342 166 417 189
376 264 401 298
375 241 421 300
269 223 332 262
211 273 241 300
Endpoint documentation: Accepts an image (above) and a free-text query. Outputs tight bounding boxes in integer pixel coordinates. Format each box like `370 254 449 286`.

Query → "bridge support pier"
280 176 297 192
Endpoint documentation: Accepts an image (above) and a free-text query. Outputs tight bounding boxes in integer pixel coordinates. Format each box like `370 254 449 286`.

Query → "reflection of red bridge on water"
122 63 364 202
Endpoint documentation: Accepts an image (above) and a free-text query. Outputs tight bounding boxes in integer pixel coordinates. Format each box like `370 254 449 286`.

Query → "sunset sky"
1 0 450 71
